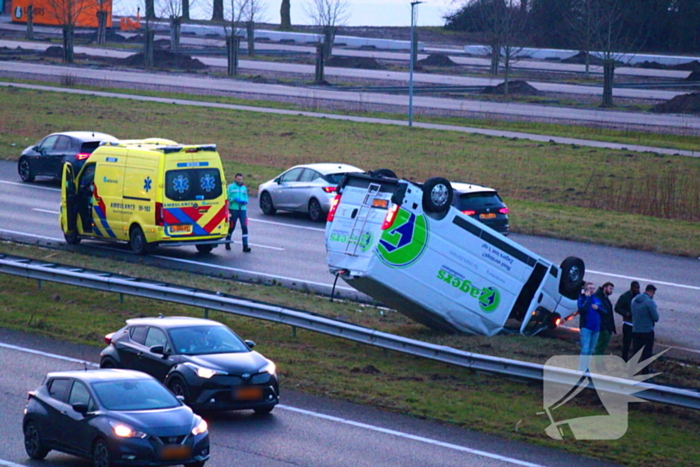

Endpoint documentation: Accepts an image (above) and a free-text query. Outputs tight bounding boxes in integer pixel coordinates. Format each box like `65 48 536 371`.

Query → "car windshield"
91 379 180 411
454 192 504 211
169 325 249 355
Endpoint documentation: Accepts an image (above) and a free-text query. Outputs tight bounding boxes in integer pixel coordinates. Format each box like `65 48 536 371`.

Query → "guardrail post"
119 293 124 303
291 326 297 337
204 308 209 319
37 279 42 290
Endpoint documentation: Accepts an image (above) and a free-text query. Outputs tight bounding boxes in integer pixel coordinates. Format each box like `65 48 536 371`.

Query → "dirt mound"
120 50 206 70
652 92 700 114
561 51 606 66
417 53 456 67
685 71 700 81
636 60 700 71
42 46 65 58
325 56 382 69
481 80 543 96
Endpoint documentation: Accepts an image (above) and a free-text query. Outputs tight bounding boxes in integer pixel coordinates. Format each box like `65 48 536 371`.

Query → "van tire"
422 177 453 213
559 256 585 299
372 168 397 179
18 158 34 182
129 226 149 256
308 198 324 222
196 244 214 254
64 231 81 245
260 192 276 215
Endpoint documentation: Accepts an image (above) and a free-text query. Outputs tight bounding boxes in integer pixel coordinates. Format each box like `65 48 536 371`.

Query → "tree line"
445 0 700 54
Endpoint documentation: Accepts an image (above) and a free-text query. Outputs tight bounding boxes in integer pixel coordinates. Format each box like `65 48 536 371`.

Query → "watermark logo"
540 350 667 440
377 210 428 268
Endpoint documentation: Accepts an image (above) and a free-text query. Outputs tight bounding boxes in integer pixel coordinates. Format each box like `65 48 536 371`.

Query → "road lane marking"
33 209 58 214
1 342 546 467
0 180 60 192
278 405 546 467
587 269 700 292
222 240 284 251
0 229 63 241
250 217 326 232
0 459 28 467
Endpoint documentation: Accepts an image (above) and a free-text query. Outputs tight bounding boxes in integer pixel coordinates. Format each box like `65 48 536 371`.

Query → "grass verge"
1 242 699 467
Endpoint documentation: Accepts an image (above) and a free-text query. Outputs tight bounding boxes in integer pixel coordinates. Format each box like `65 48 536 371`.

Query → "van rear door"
60 163 77 236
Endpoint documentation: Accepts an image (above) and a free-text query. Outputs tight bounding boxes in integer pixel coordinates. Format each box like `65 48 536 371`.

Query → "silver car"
258 163 364 221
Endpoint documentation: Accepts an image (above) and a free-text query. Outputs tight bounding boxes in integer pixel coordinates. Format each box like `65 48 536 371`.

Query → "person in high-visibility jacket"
226 173 251 252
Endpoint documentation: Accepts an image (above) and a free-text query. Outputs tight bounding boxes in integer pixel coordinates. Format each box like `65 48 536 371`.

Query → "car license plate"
234 387 263 401
168 224 193 235
159 445 191 461
480 213 496 219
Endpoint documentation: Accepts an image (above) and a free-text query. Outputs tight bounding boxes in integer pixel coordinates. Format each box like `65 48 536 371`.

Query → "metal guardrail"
1 254 698 410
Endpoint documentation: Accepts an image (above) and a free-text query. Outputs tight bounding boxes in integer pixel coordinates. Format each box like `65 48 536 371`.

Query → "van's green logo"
377 210 428 268
437 269 501 313
330 232 373 252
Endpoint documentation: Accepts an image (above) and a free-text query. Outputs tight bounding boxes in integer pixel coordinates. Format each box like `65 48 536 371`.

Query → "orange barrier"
11 0 113 28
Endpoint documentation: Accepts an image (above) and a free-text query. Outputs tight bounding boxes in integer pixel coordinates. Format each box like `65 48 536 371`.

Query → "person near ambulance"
226 173 251 252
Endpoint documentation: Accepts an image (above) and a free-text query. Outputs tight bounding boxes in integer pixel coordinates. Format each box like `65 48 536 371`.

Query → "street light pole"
409 1 423 127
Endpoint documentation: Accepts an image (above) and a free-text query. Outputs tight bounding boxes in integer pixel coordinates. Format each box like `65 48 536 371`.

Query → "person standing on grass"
226 173 251 253
632 284 659 373
578 282 603 372
615 281 640 361
593 282 616 356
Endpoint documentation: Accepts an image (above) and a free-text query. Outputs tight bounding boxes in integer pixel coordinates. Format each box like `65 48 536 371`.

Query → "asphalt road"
1 160 699 359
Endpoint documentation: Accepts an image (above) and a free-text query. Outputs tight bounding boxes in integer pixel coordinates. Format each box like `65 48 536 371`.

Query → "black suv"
451 182 509 235
100 316 279 414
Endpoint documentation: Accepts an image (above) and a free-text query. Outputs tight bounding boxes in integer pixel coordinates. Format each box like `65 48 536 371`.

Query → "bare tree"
241 0 267 56
280 0 291 30
304 0 349 59
158 0 199 50
212 0 224 20
221 0 250 75
44 0 94 63
566 0 594 78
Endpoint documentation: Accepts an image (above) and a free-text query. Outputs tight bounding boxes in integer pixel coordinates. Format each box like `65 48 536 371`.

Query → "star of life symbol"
143 176 152 192
200 173 216 192
173 175 189 194
540 349 667 440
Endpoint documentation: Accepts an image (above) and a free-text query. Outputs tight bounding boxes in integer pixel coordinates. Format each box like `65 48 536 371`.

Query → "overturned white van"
324 172 585 336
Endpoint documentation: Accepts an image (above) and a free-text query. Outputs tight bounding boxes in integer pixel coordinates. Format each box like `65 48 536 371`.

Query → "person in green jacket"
226 173 251 252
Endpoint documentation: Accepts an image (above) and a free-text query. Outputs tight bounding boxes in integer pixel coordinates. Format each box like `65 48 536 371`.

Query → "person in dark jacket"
593 282 615 356
615 281 640 361
578 282 603 372
631 284 659 373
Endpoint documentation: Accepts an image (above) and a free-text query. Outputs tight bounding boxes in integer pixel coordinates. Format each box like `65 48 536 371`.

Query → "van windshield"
166 168 223 201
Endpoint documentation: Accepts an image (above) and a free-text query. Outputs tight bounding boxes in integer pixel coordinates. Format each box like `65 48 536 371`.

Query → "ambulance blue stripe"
166 209 209 236
93 206 117 238
92 224 104 237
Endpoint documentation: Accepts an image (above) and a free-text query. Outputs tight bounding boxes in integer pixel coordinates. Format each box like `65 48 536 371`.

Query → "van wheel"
129 226 149 255
559 256 585 299
422 177 453 213
308 198 324 222
18 158 34 182
260 192 276 215
196 244 214 254
64 231 81 245
372 168 397 178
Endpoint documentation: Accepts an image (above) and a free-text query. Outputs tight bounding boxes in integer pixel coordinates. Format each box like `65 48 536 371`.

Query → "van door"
60 163 78 240
92 154 126 240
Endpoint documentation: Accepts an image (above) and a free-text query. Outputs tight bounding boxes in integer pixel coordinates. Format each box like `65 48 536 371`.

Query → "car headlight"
260 360 276 376
191 416 208 436
109 421 147 439
184 362 227 379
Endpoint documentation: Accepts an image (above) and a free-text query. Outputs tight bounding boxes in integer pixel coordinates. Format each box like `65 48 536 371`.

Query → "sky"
112 0 457 27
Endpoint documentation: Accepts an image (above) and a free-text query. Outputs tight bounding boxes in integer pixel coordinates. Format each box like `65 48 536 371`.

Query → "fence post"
314 44 325 84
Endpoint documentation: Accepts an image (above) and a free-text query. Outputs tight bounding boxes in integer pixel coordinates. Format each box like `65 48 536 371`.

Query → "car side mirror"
150 345 168 356
32 145 39 151
176 395 185 402
72 403 89 414
274 177 281 184
244 340 256 349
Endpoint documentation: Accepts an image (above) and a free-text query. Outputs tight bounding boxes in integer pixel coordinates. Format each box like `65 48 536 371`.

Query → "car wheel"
253 404 275 415
64 230 81 245
100 357 118 369
168 378 191 404
260 192 276 215
559 256 586 299
372 168 397 178
24 421 49 460
308 198 324 222
129 226 149 256
18 158 35 182
422 177 453 213
93 439 112 467
196 244 214 254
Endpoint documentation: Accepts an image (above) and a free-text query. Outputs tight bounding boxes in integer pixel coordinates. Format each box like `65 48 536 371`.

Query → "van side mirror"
72 403 89 414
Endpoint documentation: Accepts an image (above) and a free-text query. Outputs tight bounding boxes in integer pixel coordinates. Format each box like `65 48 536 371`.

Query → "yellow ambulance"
60 139 230 254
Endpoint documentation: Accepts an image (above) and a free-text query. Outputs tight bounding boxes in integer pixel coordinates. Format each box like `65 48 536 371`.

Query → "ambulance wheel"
372 168 397 179
64 231 81 245
196 244 214 254
18 158 34 182
129 226 149 256
260 192 276 215
559 256 585 299
308 198 324 222
422 177 453 213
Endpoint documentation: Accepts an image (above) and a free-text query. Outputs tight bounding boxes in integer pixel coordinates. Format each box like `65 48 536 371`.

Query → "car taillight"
499 207 509 214
155 202 164 227
461 210 476 216
327 194 341 222
382 204 399 230
76 153 91 160
104 332 114 345
27 391 35 401
322 186 337 193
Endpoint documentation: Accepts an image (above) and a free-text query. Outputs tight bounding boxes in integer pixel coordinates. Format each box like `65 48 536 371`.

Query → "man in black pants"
615 281 640 361
631 284 659 373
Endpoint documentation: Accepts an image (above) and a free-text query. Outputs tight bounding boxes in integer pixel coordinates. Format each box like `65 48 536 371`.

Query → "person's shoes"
225 242 231 251
243 246 251 253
